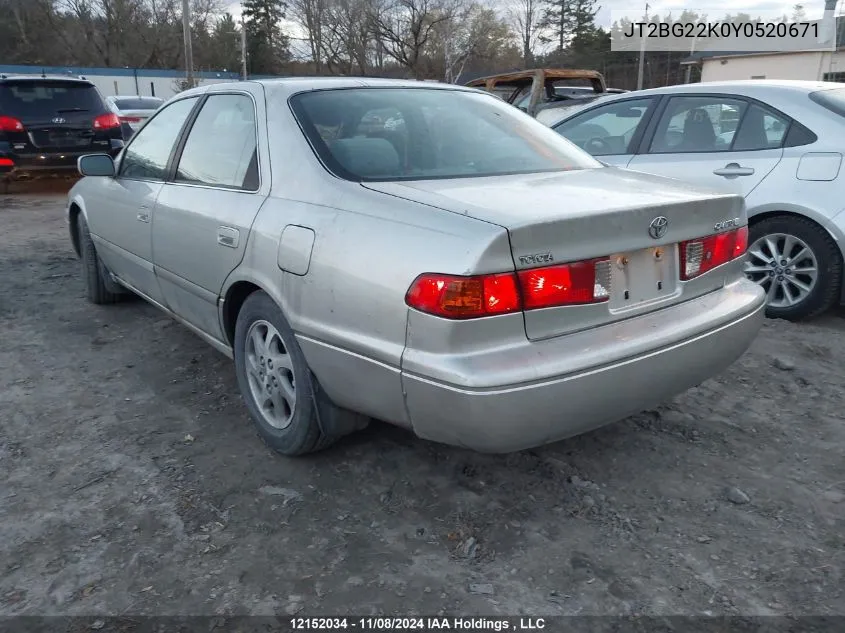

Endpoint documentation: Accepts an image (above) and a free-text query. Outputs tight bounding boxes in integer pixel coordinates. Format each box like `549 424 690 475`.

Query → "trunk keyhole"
657 281 663 291
624 290 630 300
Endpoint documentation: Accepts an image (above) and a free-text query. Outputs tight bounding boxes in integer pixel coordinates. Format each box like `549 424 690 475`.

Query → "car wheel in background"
233 290 368 456
744 215 842 320
77 214 122 305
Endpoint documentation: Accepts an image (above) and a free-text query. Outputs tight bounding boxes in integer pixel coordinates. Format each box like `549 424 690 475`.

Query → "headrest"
329 137 400 178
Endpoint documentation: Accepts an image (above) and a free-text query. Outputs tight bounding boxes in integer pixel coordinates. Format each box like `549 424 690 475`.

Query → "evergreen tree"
242 0 291 74
541 0 574 52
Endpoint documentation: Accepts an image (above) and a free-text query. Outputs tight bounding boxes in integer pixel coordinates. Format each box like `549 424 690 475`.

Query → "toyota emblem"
52 117 66 124
648 216 668 240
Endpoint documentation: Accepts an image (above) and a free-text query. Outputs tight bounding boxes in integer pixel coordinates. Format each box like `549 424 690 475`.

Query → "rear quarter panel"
228 189 513 428
223 87 514 425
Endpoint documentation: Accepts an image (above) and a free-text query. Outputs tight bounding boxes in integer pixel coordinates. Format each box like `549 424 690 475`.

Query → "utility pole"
181 0 194 87
637 1 649 90
684 33 695 83
241 16 248 80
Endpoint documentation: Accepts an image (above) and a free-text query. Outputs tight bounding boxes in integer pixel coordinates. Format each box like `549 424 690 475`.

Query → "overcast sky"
223 0 832 34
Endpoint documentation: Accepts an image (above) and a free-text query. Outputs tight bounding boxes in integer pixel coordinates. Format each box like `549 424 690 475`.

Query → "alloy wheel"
744 232 818 308
244 320 297 429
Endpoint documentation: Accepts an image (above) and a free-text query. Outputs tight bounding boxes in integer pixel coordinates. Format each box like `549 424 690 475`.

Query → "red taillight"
93 113 121 130
0 158 14 167
518 258 610 309
405 257 611 319
0 115 24 132
679 226 748 280
119 116 142 123
405 273 521 319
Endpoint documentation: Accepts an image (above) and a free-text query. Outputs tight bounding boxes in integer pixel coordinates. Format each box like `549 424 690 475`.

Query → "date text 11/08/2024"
290 617 547 631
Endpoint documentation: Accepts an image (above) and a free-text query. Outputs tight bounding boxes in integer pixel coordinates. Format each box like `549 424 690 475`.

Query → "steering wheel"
584 136 611 154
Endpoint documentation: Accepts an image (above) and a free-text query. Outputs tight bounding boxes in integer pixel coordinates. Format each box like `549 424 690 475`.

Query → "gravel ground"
1 185 844 618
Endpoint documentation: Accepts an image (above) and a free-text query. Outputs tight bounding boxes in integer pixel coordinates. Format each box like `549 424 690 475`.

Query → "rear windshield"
809 87 845 117
0 80 104 118
290 88 600 181
112 97 162 110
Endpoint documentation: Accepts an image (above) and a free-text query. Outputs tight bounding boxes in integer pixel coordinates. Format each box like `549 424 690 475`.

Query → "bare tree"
290 0 326 72
369 0 458 78
507 0 541 67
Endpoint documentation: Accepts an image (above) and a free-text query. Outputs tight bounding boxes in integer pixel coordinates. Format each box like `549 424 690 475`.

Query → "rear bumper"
402 278 766 453
1 149 118 177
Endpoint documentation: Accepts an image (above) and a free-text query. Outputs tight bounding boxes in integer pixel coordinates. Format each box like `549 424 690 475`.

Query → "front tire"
77 214 121 305
744 215 842 320
233 291 367 456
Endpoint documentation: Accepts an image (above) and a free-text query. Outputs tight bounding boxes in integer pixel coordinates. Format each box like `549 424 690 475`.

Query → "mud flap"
309 372 370 442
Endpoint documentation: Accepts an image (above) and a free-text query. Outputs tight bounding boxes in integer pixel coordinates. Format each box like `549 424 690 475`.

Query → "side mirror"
110 138 125 151
78 154 116 177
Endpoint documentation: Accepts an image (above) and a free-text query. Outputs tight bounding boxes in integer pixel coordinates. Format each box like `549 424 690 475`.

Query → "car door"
87 96 199 303
151 90 268 342
552 96 659 168
626 94 787 196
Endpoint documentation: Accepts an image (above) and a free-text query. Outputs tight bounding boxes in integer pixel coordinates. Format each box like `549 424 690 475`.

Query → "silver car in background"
106 95 164 138
67 78 765 456
548 80 845 320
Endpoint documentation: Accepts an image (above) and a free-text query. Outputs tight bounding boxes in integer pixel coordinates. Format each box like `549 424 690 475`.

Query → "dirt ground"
1 183 844 619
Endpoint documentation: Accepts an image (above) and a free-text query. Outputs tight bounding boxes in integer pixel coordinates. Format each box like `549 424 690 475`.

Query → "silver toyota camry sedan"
66 78 766 456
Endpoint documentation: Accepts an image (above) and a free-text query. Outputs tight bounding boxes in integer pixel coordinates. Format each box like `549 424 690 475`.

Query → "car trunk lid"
363 167 746 340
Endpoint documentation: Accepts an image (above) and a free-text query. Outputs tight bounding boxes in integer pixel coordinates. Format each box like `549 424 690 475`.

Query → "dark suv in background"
0 75 124 185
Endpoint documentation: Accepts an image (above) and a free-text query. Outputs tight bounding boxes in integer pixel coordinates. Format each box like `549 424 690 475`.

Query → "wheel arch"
221 279 264 347
67 196 88 258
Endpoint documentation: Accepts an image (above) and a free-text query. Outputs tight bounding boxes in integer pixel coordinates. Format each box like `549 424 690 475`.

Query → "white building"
684 49 845 82
682 16 845 83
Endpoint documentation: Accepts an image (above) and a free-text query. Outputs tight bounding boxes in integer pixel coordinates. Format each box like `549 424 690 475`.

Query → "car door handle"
713 163 755 177
136 206 150 223
217 226 240 249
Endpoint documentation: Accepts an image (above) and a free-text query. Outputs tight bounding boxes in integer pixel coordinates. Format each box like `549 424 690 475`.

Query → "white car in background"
106 95 164 138
548 80 845 320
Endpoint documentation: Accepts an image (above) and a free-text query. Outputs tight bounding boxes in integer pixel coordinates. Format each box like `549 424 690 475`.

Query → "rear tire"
77 214 121 305
745 215 842 320
233 290 368 456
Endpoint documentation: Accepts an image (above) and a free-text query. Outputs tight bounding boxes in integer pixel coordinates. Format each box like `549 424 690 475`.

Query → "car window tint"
175 94 258 190
554 98 653 156
732 104 788 151
0 80 103 118
120 97 198 180
650 96 747 153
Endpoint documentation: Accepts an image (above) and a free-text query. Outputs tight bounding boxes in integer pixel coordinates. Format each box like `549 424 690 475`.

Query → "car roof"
0 75 94 85
176 77 485 101
610 80 840 98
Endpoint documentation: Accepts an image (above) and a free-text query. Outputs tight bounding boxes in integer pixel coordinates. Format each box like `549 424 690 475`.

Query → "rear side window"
175 94 258 190
809 87 845 118
649 96 748 153
0 81 104 118
732 104 789 151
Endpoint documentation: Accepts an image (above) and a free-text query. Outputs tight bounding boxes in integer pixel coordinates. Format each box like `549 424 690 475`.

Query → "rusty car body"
465 69 608 117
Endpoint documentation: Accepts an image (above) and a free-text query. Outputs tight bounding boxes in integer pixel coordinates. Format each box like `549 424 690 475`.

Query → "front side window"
175 94 258 190
649 96 747 153
120 97 198 180
290 88 601 181
554 98 654 156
